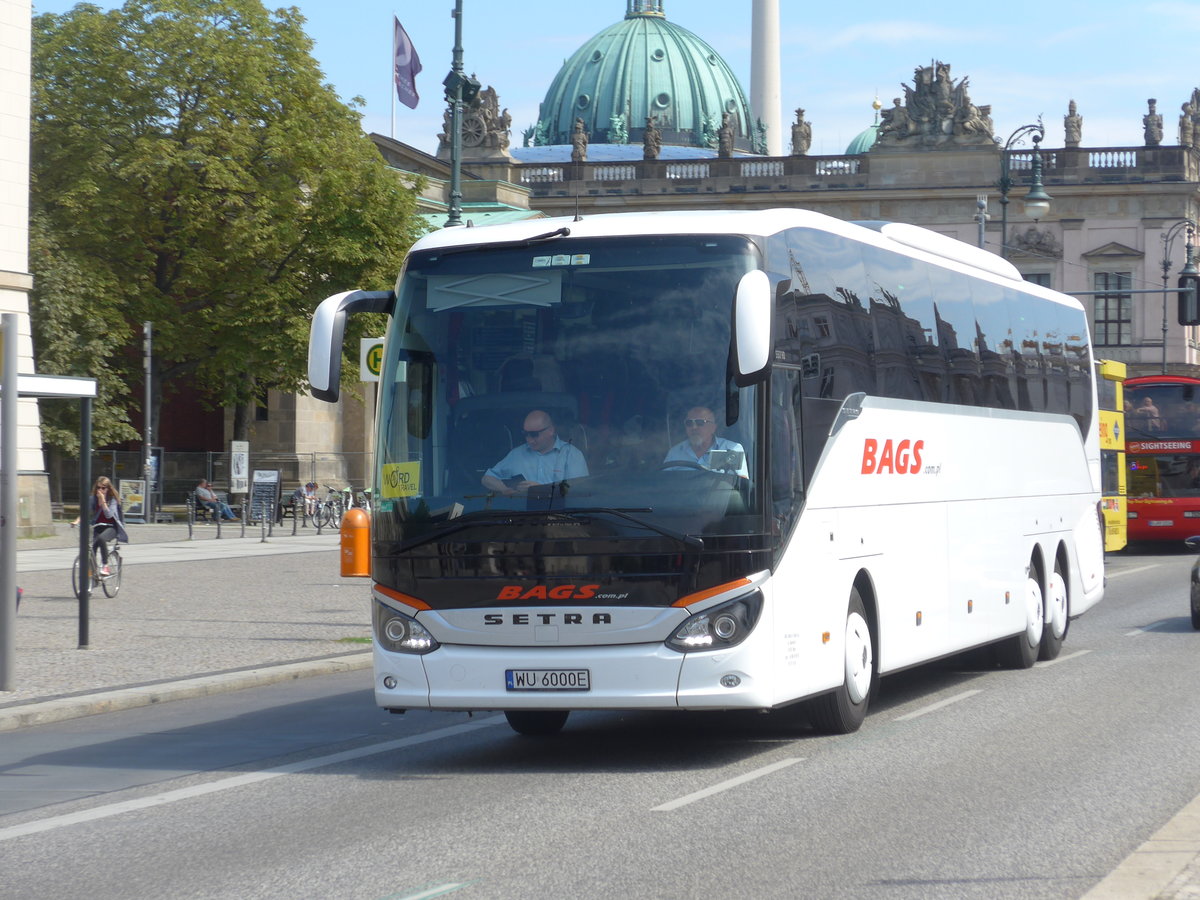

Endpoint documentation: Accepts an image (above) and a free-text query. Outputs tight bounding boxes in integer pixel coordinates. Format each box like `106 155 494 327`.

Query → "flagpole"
390 14 396 139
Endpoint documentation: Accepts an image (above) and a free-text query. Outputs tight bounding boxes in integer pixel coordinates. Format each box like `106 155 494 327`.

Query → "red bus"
1126 374 1200 542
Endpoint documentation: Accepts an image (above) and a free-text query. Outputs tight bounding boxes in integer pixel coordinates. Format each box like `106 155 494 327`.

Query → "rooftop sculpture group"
877 61 994 149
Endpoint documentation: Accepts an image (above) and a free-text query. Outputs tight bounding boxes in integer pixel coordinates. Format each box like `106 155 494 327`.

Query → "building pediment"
1082 241 1143 260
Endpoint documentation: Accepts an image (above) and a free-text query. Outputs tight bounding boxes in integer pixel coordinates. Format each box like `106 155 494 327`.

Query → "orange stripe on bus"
375 583 431 611
672 577 752 608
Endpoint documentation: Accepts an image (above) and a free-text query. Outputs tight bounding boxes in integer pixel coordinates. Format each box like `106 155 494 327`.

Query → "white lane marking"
651 757 803 812
0 717 503 843
387 884 475 900
1126 621 1172 636
894 689 982 722
1035 649 1092 668
1106 565 1159 579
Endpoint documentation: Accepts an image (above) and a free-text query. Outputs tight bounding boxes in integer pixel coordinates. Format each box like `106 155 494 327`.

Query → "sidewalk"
2 520 372 732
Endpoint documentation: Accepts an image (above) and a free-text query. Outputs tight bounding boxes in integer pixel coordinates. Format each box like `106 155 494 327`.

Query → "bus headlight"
373 601 439 655
666 590 763 653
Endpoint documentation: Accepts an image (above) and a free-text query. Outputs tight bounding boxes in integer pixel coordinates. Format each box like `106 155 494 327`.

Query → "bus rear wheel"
504 710 569 736
807 588 874 734
1038 560 1068 661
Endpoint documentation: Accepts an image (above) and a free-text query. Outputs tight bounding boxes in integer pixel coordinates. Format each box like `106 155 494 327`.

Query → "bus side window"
771 368 804 535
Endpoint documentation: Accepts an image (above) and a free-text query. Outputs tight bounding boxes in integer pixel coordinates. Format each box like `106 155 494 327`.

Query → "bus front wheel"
998 568 1043 669
504 710 569 736
807 588 874 734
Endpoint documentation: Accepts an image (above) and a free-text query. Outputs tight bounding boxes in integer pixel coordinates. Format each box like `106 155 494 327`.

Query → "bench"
187 491 240 523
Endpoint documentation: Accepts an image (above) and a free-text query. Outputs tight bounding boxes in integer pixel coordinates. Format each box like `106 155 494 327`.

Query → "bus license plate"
1149 520 1173 527
505 669 590 691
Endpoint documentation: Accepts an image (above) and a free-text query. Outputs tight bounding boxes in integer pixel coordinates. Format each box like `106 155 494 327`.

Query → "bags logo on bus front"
861 438 926 475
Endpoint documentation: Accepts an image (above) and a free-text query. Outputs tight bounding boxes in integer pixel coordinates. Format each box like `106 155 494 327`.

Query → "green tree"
30 0 424 446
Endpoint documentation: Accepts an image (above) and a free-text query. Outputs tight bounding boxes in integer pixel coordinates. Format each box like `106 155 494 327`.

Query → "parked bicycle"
316 485 345 529
73 538 122 599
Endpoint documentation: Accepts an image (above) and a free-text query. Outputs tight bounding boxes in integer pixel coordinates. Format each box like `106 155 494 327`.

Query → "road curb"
0 652 373 733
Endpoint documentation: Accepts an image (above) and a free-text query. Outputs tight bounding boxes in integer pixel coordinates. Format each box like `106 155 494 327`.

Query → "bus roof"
409 208 1028 285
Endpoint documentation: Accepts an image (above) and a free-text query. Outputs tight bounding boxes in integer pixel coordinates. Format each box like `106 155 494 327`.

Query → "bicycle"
316 485 344 529
72 539 122 599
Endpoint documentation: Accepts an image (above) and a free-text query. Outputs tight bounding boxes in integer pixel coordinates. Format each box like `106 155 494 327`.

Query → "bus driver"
482 409 588 496
663 405 749 477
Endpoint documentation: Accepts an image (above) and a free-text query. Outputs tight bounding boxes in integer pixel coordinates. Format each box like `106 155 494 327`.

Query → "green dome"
845 125 878 155
845 101 882 155
535 1 753 151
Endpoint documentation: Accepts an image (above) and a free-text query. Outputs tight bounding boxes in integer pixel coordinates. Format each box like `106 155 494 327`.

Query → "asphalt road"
0 546 1198 899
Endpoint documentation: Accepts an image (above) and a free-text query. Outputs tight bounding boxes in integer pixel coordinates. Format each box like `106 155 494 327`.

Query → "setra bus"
1096 360 1127 551
309 209 1105 736
1125 373 1200 542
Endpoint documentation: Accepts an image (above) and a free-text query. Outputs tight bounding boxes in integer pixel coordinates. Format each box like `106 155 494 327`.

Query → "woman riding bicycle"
76 476 129 575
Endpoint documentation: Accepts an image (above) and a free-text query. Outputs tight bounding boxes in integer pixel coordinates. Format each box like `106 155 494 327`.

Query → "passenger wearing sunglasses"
482 409 588 496
663 405 749 477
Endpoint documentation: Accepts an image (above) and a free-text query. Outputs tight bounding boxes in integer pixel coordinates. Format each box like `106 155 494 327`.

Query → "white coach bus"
309 209 1105 737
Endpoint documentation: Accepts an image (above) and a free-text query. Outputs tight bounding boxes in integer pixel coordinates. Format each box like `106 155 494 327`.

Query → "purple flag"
393 16 422 109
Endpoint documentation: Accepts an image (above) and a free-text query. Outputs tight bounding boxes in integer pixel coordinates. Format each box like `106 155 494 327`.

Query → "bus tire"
1038 559 1068 661
998 569 1043 669
807 589 874 734
504 710 569 736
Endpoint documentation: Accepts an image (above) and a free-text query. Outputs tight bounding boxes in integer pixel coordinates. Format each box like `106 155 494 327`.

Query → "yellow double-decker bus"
1096 359 1127 551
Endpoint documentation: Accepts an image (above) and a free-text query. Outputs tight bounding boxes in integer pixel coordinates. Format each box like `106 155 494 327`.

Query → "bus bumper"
372 641 776 711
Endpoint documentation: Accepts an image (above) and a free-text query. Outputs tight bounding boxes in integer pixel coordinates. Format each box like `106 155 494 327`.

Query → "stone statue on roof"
1064 100 1082 148
571 117 588 162
1144 98 1164 147
718 111 735 158
643 115 661 160
875 61 995 149
791 109 812 156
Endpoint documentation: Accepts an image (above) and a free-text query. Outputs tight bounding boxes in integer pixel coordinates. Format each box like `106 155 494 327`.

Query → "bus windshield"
373 234 762 544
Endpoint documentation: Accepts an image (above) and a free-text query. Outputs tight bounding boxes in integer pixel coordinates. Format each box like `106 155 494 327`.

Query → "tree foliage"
30 0 425 447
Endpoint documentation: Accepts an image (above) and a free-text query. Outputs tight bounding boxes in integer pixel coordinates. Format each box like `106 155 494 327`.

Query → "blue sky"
31 1 1200 157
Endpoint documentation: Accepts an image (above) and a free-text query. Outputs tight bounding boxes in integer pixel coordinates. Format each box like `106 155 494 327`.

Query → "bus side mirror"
733 270 771 385
1179 274 1200 326
308 290 395 402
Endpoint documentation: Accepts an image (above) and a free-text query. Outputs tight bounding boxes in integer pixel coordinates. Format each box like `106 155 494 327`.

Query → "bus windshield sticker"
380 461 421 499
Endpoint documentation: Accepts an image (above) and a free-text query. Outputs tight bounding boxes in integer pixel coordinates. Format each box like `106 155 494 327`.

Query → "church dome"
845 100 882 155
534 1 755 152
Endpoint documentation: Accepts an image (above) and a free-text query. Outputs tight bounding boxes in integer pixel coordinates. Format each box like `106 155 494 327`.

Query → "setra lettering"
483 612 614 625
861 438 925 475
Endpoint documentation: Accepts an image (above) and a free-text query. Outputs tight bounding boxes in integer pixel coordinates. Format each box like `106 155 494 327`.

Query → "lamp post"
997 120 1052 259
442 0 479 228
974 193 989 249
1160 219 1198 373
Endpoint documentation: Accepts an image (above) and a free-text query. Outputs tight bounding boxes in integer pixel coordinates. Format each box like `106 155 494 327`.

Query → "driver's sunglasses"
684 418 713 427
524 426 550 439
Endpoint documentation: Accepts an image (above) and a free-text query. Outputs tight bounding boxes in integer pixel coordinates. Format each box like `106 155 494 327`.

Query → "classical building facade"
1 0 51 534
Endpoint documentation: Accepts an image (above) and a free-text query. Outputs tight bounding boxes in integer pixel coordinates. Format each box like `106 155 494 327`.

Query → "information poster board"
249 469 281 523
120 478 146 523
230 441 249 494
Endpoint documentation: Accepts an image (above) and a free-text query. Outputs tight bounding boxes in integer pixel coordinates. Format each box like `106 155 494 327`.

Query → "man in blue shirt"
482 409 588 496
663 406 749 477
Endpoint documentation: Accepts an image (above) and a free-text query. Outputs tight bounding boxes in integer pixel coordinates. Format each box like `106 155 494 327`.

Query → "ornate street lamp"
443 0 480 228
1161 218 1198 373
997 120 1052 259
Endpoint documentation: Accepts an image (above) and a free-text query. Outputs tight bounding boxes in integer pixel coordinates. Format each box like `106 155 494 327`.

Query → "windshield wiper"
436 227 571 257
